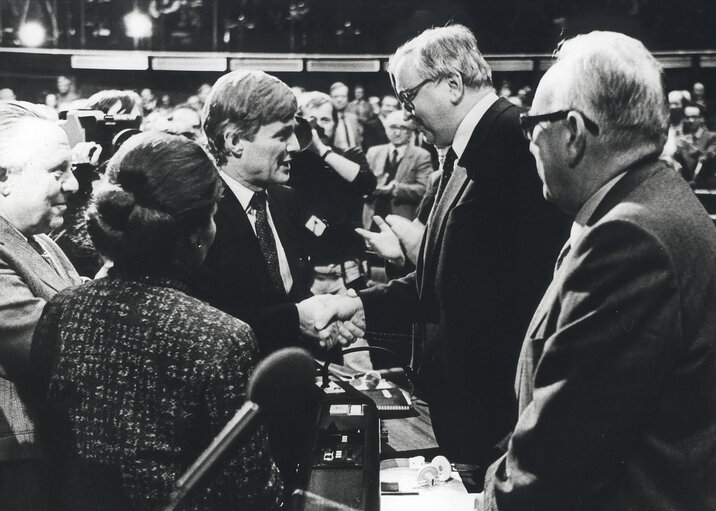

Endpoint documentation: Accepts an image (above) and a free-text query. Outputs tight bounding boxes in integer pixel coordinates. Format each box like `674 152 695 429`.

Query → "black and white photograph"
0 1 715 509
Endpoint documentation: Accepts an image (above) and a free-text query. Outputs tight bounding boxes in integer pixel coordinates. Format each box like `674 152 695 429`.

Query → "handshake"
297 290 365 349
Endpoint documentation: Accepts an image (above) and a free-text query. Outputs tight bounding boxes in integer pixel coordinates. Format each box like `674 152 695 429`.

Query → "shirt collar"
570 171 628 244
452 92 499 160
219 171 262 212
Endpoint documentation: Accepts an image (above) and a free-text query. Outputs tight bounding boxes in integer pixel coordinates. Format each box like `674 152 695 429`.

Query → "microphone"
164 347 315 511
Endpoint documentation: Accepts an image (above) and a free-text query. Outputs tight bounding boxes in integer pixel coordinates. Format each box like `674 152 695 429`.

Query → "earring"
196 240 203 248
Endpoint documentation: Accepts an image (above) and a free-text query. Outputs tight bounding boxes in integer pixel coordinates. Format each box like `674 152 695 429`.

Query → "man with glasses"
316 24 567 476
361 109 432 229
478 32 716 510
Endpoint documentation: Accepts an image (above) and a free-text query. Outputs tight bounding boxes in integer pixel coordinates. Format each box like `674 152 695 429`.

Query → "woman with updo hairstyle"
32 132 283 510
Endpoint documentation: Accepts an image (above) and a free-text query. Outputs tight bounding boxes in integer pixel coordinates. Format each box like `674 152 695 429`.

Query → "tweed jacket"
0 215 81 461
483 159 716 510
362 143 433 227
32 273 283 510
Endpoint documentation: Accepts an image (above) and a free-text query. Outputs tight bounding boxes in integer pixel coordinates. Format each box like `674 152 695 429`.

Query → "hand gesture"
385 215 425 265
355 216 405 266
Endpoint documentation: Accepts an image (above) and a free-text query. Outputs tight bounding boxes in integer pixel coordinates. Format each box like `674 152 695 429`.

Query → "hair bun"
92 186 136 231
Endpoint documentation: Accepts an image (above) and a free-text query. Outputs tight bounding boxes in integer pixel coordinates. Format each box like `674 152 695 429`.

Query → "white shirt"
219 171 294 295
452 92 499 160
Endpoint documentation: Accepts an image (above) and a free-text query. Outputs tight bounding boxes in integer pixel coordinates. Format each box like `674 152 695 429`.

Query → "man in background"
362 109 432 228
330 81 363 150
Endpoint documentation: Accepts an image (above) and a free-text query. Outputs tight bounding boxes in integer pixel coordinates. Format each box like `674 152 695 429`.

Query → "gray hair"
0 101 55 181
552 31 668 153
388 24 492 90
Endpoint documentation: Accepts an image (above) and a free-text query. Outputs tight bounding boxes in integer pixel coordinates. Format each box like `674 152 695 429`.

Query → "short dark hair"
87 132 223 273
202 70 297 166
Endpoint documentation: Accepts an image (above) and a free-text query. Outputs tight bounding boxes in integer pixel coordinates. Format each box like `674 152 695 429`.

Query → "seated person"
674 104 716 186
32 132 283 510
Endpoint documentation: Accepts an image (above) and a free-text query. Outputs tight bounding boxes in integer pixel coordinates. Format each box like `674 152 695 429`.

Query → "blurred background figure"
674 104 716 186
330 81 363 150
362 110 431 230
33 132 284 511
55 75 79 113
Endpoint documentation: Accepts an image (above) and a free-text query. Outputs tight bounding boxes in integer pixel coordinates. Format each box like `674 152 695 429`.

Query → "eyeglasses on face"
519 110 600 141
391 75 434 114
387 124 412 132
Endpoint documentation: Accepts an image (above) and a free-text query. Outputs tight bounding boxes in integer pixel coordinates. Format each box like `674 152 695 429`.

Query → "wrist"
320 147 333 159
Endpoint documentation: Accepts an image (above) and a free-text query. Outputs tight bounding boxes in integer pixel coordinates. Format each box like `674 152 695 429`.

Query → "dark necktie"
384 148 399 184
339 112 352 147
435 147 457 203
249 191 284 294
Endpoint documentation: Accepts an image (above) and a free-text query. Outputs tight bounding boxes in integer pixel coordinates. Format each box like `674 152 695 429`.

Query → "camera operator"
54 89 143 276
290 91 377 294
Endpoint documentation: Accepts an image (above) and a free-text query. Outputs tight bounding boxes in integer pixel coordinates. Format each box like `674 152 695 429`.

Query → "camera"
59 109 142 164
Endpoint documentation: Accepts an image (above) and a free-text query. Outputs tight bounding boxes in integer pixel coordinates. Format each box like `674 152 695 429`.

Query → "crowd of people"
0 22 715 511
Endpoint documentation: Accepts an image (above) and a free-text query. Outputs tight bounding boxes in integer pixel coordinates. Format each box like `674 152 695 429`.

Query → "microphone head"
247 347 316 415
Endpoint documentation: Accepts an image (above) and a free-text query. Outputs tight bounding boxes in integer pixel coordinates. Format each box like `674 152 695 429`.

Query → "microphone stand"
163 401 260 511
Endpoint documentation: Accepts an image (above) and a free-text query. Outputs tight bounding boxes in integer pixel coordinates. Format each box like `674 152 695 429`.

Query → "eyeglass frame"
387 124 413 133
519 110 600 141
390 73 435 114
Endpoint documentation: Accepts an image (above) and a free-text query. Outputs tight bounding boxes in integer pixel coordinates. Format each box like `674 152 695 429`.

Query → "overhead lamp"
17 21 46 47
124 10 153 39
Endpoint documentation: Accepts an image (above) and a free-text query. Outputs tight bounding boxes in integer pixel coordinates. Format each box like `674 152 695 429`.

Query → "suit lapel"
0 218 69 292
267 188 296 296
417 98 514 298
394 146 413 183
418 165 469 297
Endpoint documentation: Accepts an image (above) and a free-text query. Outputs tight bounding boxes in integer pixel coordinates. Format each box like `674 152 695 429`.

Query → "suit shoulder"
407 145 432 159
366 144 385 158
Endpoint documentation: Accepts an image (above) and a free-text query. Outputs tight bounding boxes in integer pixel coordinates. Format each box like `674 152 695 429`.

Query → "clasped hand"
297 292 365 349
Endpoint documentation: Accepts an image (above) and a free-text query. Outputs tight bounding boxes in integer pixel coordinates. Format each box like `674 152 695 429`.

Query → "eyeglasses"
392 76 434 114
387 124 412 133
519 110 600 141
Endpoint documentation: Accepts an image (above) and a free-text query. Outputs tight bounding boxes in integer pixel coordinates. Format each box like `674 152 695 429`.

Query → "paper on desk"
380 466 476 511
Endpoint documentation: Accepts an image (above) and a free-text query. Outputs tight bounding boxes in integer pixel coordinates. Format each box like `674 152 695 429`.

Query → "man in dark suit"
0 101 83 510
318 25 567 472
479 32 716 511
199 70 350 354
199 71 360 488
